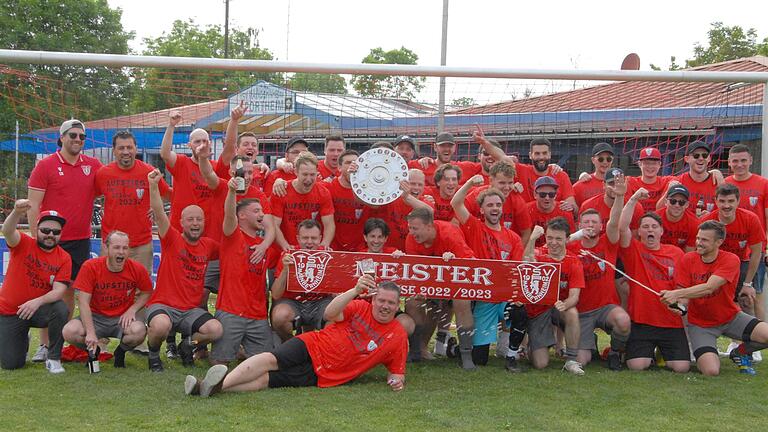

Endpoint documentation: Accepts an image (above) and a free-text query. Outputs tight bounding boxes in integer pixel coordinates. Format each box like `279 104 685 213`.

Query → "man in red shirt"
209 179 276 365
523 219 586 375
511 138 576 207
409 132 481 187
325 150 368 251
184 277 407 397
581 168 644 233
657 185 699 252
663 221 768 376
62 231 152 368
573 143 614 207
394 135 417 162
27 119 102 361
527 176 576 246
627 147 674 213
264 137 310 196
405 207 477 369
96 130 171 272
426 164 461 222
0 201 71 373
618 188 689 373
317 135 345 181
657 142 722 217
145 169 222 372
213 102 270 189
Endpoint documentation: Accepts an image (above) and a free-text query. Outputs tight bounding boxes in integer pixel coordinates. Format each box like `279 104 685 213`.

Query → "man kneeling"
184 276 407 397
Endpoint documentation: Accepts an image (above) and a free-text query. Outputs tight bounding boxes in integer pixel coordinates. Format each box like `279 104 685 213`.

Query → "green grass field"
1 336 766 432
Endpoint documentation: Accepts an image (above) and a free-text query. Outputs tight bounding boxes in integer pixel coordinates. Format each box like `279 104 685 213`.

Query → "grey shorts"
527 308 563 351
578 305 617 350
145 304 213 337
76 313 123 340
204 260 221 293
211 310 273 362
272 297 332 330
688 312 760 359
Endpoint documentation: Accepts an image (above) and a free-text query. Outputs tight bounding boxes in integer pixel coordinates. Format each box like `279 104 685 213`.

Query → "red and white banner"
286 250 560 304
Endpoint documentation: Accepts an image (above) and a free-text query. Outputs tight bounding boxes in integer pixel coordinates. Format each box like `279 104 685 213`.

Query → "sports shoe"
753 351 763 363
723 341 740 357
607 351 622 371
505 356 523 373
178 338 195 367
563 359 585 376
32 345 48 362
184 375 201 396
165 342 179 360
434 340 448 356
45 359 65 374
148 353 164 372
200 365 228 397
738 353 756 375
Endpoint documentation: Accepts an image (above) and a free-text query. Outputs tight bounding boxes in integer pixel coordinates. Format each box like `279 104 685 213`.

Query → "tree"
650 56 682 71
350 47 426 99
130 20 282 112
0 0 134 134
451 97 476 107
287 73 348 94
687 22 767 67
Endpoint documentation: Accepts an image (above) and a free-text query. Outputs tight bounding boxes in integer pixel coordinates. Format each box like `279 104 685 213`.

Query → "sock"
457 326 476 369
472 344 490 366
408 325 423 360
610 330 629 352
564 347 579 361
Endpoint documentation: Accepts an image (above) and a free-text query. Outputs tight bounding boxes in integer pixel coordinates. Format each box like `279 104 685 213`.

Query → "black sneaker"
505 356 523 373
607 351 622 371
179 338 195 367
148 354 164 372
113 346 127 368
166 342 179 360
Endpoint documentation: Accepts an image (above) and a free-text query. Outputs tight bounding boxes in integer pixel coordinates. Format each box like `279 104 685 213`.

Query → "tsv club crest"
597 261 606 272
355 209 363 220
644 148 653 157
668 266 674 278
739 240 747 249
707 203 714 212
136 189 144 199
750 196 758 207
517 263 557 304
81 165 92 176
49 275 55 286
504 222 512 229
311 211 319 220
292 250 332 293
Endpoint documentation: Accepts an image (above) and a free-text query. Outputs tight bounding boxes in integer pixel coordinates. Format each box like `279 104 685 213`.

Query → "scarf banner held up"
286 250 561 304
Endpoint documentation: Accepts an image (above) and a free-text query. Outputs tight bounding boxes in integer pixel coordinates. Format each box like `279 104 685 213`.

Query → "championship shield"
351 148 409 205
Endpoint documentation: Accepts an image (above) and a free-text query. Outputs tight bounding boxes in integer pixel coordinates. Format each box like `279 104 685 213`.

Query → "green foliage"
351 47 426 99
129 20 283 113
451 97 476 107
687 22 765 67
287 73 348 94
650 56 681 71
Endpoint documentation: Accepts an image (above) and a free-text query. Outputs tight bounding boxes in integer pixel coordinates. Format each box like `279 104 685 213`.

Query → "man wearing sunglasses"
661 142 722 217
0 202 71 373
573 143 615 207
527 176 576 247
657 185 699 253
27 119 102 363
627 147 675 213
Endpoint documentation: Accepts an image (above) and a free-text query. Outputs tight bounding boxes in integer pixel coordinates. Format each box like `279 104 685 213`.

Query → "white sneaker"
563 359 585 376
45 359 65 374
433 340 447 356
753 351 763 362
31 345 48 362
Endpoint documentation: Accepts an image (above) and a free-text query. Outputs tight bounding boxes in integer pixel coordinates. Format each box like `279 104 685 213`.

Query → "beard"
37 238 57 251
533 159 549 172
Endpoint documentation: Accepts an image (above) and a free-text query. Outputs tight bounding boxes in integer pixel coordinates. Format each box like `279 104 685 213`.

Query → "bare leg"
222 352 279 393
270 303 296 342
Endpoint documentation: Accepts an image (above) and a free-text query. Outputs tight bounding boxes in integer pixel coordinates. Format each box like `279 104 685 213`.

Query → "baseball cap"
686 142 710 155
592 142 614 156
395 135 416 150
285 136 309 152
59 119 85 136
435 132 455 146
534 176 559 190
38 210 66 227
666 185 690 199
638 147 662 160
604 168 624 183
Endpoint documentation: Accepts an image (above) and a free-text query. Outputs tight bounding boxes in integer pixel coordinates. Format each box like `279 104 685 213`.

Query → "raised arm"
219 101 247 168
324 275 376 322
148 169 170 238
160 111 182 168
25 190 44 237
196 141 220 190
222 178 238 237
2 199 30 247
606 173 627 244
523 225 544 261
473 124 514 164
451 174 484 224
619 188 647 248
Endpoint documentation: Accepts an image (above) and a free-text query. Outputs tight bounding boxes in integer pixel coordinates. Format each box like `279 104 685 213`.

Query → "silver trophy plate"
351 148 408 205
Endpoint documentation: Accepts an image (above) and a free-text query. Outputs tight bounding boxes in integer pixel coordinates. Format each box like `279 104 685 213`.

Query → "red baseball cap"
638 147 661 161
38 210 67 227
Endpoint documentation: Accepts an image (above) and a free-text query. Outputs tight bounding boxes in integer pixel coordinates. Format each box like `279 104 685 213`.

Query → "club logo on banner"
292 250 333 292
517 263 557 303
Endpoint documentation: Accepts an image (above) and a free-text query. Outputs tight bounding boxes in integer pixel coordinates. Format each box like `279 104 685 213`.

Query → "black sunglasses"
691 153 709 160
537 192 557 199
39 227 62 235
596 156 613 163
67 132 86 140
668 198 688 206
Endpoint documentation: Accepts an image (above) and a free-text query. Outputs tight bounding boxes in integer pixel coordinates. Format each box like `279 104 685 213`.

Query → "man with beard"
580 168 644 234
527 176 576 247
144 170 223 372
573 143 615 207
426 164 462 222
394 135 417 162
27 119 101 362
184 278 407 397
264 137 310 197
62 231 152 368
513 138 576 208
317 135 346 181
214 102 270 189
657 185 699 252
409 132 482 187
452 174 524 368
325 150 368 251
663 221 768 376
0 201 71 373
96 130 171 272
656 142 722 217
618 189 689 372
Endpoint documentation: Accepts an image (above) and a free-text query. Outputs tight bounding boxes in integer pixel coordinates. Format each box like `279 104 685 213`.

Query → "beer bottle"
88 347 101 374
235 158 246 193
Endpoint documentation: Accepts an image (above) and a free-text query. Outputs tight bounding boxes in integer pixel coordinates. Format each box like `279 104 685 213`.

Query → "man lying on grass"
184 276 408 397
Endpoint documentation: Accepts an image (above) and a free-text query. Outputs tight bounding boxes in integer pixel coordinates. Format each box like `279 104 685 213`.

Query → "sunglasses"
596 156 613 163
537 192 557 199
668 198 688 206
690 153 709 160
67 132 86 140
39 227 62 235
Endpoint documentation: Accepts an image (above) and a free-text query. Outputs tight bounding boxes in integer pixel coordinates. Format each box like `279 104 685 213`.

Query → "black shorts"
59 239 91 280
625 322 689 362
268 338 318 388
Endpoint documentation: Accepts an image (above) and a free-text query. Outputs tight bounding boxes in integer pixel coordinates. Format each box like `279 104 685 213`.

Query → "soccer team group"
2 101 768 397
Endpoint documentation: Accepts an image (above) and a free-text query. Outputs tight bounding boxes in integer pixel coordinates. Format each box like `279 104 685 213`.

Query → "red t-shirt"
619 239 684 328
324 179 367 251
678 172 717 215
28 151 102 241
525 250 585 318
213 155 266 191
465 186 533 237
515 163 574 203
205 181 271 241
702 209 765 261
148 227 219 310
580 194 644 232
675 250 741 328
96 160 171 247
526 202 576 247
317 160 340 181
573 174 604 207
263 169 297 198
567 235 620 312
166 155 218 233
0 235 72 315
217 229 275 320
274 247 331 302
657 207 700 251
367 198 427 251
271 182 334 246
298 299 407 388
424 186 456 222
73 256 153 317
408 160 482 187
460 216 523 261
725 174 768 233
627 176 674 213
405 221 475 259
